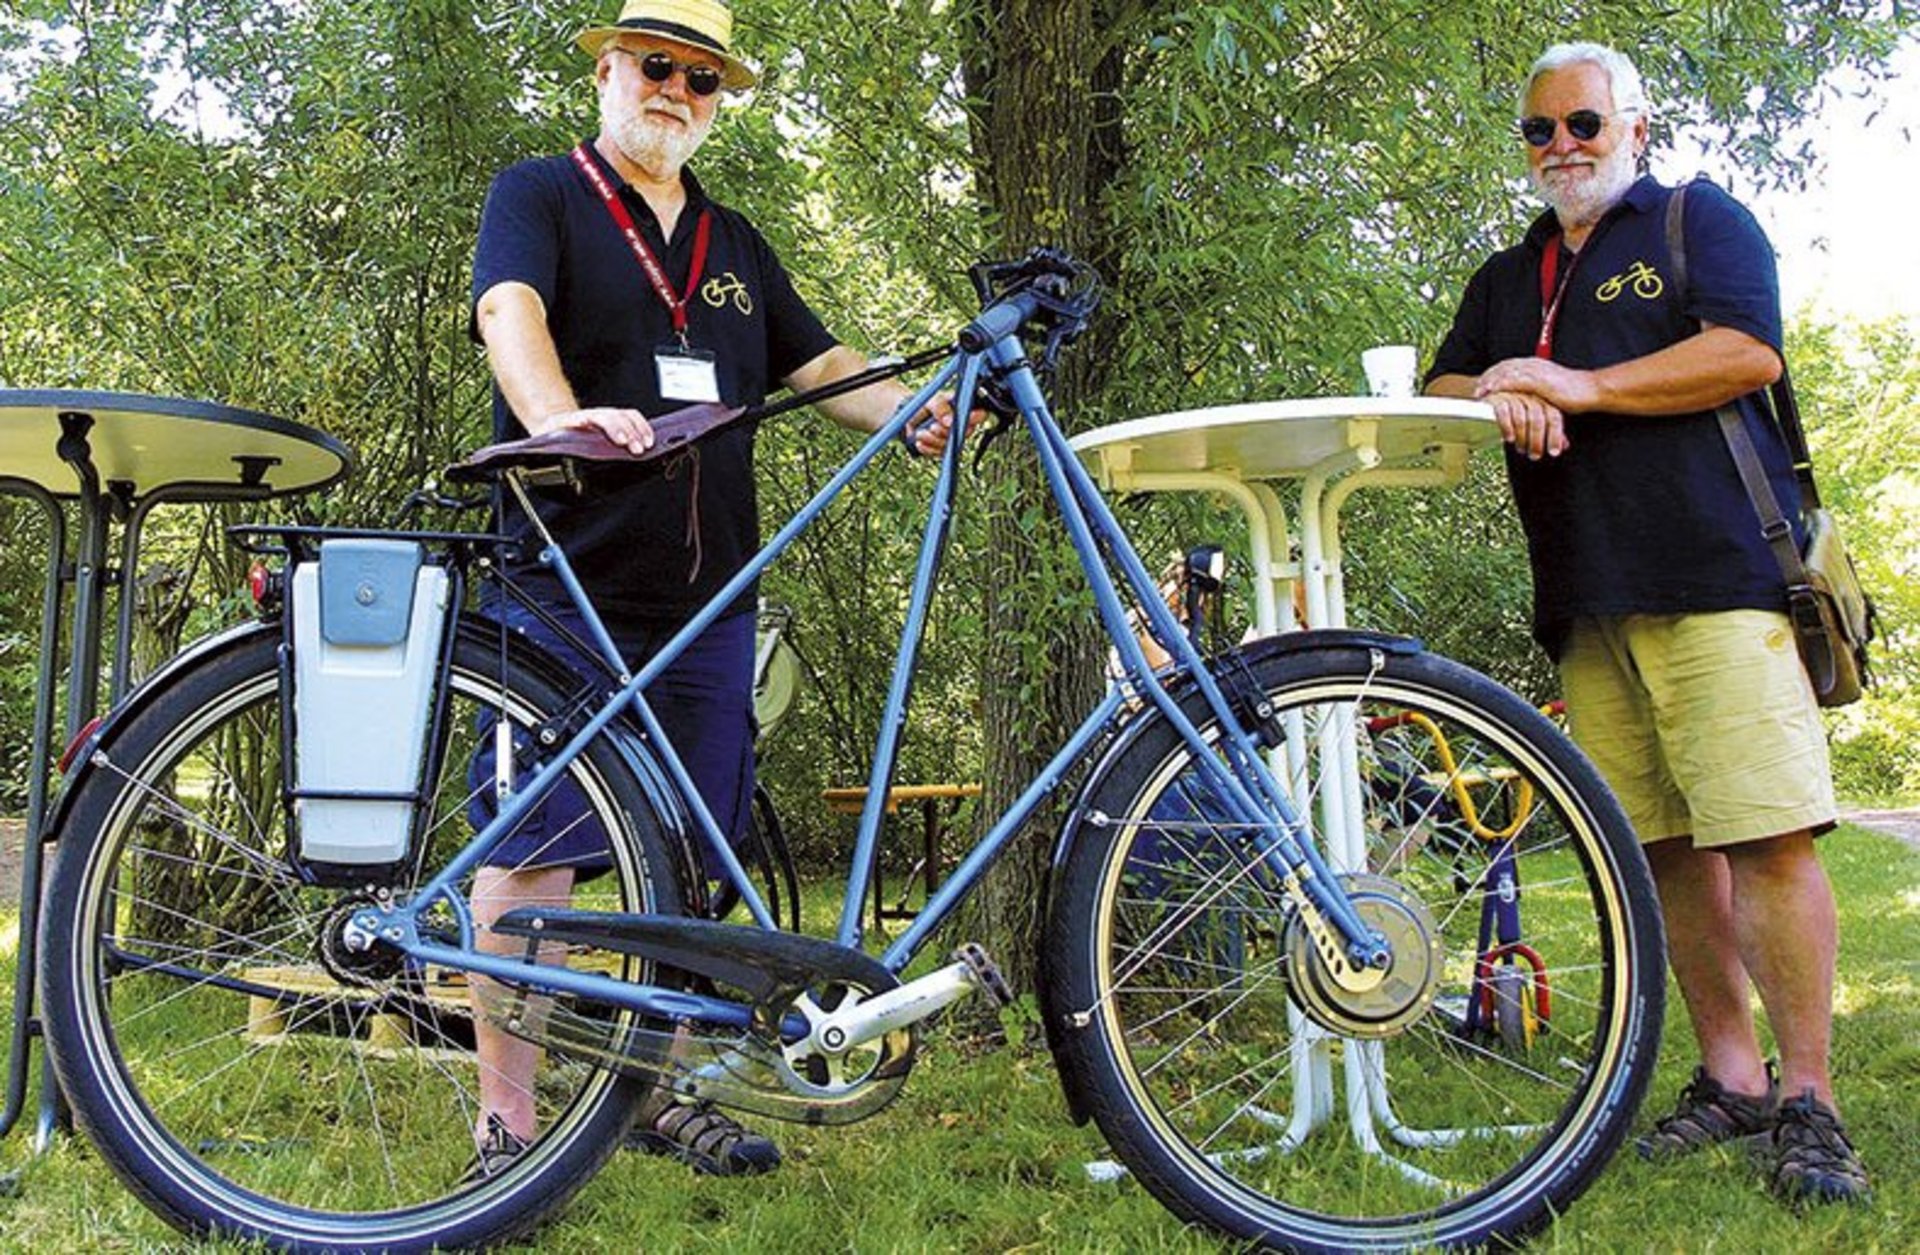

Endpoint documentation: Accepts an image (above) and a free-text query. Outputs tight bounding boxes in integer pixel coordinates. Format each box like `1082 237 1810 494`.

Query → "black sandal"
627 1100 781 1176
464 1113 530 1182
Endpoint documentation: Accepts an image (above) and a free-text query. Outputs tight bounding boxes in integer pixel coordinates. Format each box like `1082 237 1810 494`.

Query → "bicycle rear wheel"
40 622 682 1251
1046 643 1663 1251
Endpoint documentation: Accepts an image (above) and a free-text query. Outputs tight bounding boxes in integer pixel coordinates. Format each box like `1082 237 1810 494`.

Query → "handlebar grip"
957 290 1041 353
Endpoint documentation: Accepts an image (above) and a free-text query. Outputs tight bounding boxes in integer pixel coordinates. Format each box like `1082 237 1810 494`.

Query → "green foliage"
1788 316 1920 799
3 1 1918 839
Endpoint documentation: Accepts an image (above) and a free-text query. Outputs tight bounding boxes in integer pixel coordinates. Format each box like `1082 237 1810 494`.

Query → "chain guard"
485 911 915 1125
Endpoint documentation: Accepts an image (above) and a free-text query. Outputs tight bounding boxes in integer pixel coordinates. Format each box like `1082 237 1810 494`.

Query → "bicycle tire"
41 621 683 1251
1489 966 1533 1054
1045 644 1662 1251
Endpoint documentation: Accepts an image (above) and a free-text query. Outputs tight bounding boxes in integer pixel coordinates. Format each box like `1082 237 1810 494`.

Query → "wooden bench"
240 949 632 1055
241 963 472 1056
820 783 981 932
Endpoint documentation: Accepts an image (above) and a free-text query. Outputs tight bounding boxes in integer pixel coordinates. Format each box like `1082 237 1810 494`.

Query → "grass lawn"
1 823 1914 1252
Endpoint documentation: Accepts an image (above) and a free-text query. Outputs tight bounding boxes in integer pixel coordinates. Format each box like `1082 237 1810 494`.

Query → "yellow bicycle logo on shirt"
701 272 753 315
1596 261 1664 303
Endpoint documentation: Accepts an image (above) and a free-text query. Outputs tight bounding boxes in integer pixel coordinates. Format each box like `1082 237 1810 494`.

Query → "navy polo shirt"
472 142 837 622
1427 176 1801 655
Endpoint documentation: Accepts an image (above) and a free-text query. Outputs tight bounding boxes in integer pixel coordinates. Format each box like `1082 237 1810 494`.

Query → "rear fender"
45 618 278 843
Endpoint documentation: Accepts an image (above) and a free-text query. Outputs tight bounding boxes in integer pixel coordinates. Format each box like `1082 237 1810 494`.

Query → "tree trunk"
957 0 1126 1001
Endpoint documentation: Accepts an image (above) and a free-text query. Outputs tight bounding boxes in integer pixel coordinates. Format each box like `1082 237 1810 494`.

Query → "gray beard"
1534 146 1637 233
604 97 710 180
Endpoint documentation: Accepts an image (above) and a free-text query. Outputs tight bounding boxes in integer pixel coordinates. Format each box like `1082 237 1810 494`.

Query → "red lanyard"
1535 234 1580 358
570 143 712 344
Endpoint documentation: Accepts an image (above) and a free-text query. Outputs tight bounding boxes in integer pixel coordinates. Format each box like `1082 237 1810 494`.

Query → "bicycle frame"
364 299 1390 1032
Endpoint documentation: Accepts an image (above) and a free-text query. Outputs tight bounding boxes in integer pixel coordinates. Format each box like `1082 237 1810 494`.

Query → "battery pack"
290 539 450 871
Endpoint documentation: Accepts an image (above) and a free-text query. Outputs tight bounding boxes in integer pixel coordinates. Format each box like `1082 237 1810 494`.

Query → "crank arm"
808 945 1012 1054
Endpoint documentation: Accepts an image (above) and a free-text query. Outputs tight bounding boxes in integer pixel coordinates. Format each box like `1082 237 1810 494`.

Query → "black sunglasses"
1517 109 1624 147
620 48 724 98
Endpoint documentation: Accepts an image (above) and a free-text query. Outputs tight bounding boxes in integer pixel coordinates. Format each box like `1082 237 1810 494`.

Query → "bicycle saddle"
446 401 748 483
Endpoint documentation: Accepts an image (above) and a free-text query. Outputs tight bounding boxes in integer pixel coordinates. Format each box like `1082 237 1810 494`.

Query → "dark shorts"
466 595 756 877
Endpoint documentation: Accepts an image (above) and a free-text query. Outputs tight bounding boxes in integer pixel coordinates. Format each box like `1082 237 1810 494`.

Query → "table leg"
0 482 65 1145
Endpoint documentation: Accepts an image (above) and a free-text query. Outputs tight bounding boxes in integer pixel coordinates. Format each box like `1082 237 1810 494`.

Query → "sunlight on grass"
2 825 1916 1250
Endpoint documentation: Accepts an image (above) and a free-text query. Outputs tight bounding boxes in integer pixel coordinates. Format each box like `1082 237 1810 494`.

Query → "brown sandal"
1633 1065 1773 1160
1759 1089 1871 1206
464 1113 530 1182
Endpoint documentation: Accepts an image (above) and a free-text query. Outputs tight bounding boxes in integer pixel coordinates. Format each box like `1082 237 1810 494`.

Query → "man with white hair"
465 0 958 1178
1426 42 1868 1205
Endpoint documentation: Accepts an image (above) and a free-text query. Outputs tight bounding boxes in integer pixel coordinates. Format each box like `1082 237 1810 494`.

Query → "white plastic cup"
1362 344 1418 398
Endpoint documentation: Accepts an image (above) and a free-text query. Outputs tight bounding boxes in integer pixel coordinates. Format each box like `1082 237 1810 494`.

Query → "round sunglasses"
1517 109 1631 147
618 48 724 98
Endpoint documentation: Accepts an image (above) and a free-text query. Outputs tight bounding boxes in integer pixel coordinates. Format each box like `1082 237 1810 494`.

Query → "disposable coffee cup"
1362 345 1418 398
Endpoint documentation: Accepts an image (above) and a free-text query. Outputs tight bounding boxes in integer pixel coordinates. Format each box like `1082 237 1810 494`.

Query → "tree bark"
957 0 1126 1000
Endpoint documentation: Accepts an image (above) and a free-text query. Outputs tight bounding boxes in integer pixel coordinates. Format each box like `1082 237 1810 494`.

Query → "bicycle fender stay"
1036 628 1422 1125
43 617 276 845
45 613 702 898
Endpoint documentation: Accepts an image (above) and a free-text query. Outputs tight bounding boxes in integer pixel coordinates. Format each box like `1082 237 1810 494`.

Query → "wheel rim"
56 649 661 1242
1086 673 1643 1242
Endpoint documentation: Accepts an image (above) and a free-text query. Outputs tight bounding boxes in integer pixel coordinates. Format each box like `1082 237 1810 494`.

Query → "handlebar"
957 248 1101 365
957 291 1041 354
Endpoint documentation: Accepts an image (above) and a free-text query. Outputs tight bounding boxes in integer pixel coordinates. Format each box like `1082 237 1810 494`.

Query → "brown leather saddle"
444 402 749 485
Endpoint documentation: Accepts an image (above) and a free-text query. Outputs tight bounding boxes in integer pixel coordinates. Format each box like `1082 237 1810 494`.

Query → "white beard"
1532 139 1637 231
602 90 712 180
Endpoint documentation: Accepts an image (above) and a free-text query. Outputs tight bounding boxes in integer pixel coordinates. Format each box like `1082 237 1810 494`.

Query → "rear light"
249 561 283 610
58 715 106 774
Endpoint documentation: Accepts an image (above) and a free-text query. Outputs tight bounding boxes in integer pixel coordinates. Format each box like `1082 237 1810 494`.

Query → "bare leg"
470 864 576 1143
1645 829 1838 1109
1723 830 1838 1108
1642 837 1770 1098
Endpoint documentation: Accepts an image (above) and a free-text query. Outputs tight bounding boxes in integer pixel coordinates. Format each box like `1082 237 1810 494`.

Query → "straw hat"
576 1 757 91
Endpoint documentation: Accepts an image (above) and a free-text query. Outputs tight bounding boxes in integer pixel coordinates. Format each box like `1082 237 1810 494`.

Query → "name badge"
655 346 721 403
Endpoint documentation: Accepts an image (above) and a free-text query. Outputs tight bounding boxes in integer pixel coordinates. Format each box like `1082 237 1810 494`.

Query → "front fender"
1036 628 1423 1125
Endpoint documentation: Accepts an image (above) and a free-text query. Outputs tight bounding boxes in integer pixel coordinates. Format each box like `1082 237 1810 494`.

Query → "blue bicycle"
36 251 1663 1251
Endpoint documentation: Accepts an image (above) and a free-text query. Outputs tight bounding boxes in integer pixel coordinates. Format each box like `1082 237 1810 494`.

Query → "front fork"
993 337 1391 974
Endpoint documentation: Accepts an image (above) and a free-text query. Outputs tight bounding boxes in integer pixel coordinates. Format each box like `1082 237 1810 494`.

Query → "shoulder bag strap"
1665 182 1811 588
1765 366 1823 512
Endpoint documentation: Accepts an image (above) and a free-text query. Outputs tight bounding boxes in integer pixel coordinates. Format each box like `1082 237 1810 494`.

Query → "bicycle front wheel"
40 622 682 1251
1046 643 1663 1251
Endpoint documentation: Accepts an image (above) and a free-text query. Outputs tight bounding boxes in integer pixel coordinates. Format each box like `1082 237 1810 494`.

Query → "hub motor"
1283 873 1443 1038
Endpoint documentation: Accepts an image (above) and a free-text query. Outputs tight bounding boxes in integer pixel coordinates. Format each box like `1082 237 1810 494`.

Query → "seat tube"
835 355 983 947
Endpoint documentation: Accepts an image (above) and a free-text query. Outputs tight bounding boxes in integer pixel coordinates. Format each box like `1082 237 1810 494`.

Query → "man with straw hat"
466 0 960 1179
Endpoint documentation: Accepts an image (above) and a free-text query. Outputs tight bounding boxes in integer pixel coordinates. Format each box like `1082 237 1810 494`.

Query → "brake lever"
970 412 1015 474
968 374 1020 473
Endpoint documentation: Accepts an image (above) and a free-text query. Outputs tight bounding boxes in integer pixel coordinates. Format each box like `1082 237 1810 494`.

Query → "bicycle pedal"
954 942 1015 1007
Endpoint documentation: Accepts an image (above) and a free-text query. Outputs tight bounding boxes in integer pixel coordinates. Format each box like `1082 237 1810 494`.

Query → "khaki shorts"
1559 610 1835 847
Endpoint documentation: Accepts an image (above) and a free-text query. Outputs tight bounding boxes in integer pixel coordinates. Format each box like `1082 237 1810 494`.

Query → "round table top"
1070 396 1500 481
0 389 354 500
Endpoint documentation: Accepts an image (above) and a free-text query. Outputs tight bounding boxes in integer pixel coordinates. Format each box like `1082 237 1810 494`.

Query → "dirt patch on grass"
1840 807 1920 852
